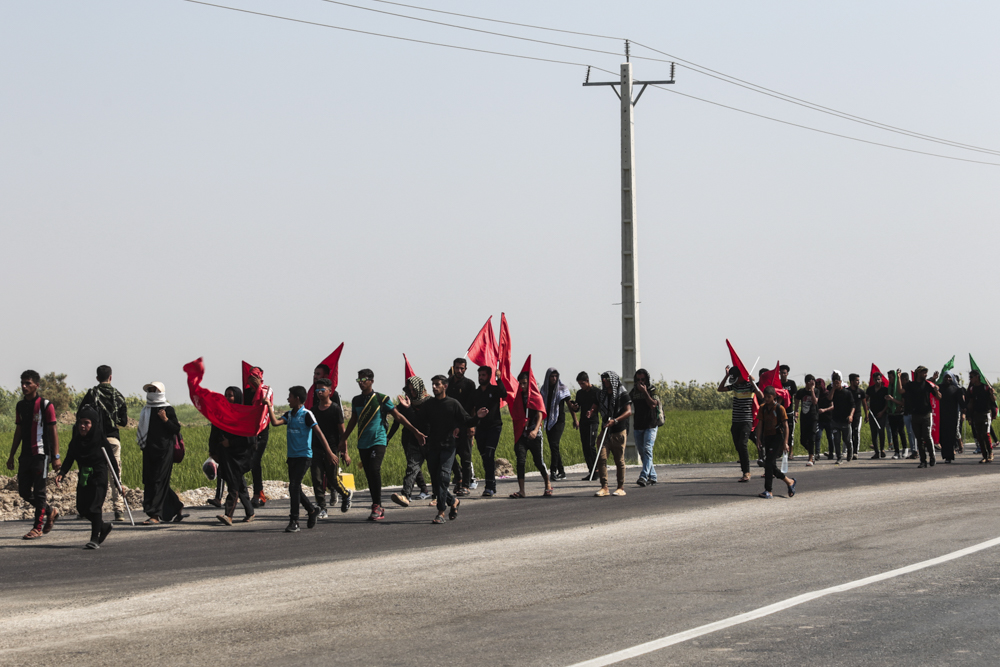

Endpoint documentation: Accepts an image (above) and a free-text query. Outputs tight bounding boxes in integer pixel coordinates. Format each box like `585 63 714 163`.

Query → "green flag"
940 355 955 379
970 354 984 381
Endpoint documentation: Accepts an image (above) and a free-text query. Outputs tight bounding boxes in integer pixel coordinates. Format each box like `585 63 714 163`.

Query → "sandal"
543 488 553 497
449 499 460 520
142 517 161 525
738 474 751 483
22 527 43 540
508 491 525 499
431 514 446 524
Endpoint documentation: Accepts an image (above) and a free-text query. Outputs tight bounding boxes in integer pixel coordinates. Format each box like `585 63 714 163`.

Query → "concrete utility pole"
584 43 674 462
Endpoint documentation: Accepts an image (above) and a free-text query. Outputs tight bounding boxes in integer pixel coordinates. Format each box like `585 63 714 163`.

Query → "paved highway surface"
2 452 999 666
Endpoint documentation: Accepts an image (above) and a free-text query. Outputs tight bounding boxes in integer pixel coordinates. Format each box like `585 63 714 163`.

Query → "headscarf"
598 371 626 421
407 376 430 407
540 368 570 430
225 386 244 405
67 405 110 466
137 385 170 449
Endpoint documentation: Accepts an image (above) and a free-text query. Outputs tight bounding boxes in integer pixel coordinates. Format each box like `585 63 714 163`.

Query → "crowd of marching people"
7 332 997 548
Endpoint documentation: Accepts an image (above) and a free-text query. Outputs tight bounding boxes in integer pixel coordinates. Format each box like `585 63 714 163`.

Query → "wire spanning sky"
2 0 999 399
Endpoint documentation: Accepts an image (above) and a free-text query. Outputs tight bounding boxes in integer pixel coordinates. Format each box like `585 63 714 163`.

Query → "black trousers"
850 416 862 455
142 446 183 520
401 441 428 497
475 425 502 492
515 435 548 481
887 415 905 454
426 444 457 513
730 422 752 474
287 456 315 521
359 446 386 506
18 454 50 516
76 464 109 542
799 418 818 457
451 428 474 489
763 434 788 493
546 420 565 475
250 427 270 497
580 421 599 475
220 452 253 518
869 418 886 452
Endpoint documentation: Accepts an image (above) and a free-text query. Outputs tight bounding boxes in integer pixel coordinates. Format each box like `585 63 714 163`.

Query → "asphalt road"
2 451 999 666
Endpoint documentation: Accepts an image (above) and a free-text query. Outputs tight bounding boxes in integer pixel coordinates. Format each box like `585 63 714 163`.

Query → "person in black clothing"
824 373 854 464
310 378 352 516
78 365 129 521
966 370 997 462
510 371 554 499
446 358 477 496
595 370 633 497
794 375 819 466
138 382 185 524
472 366 507 497
206 387 238 509
779 365 798 451
56 406 118 549
901 366 942 468
865 373 889 460
389 376 432 507
718 366 762 482
847 374 866 460
212 386 256 526
937 372 966 463
7 370 61 540
815 377 834 460
419 375 484 524
569 372 598 480
244 367 274 508
755 386 797 499
541 368 571 480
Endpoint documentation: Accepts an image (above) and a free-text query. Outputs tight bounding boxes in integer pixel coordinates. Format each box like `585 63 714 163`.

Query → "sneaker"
341 489 354 513
891 454 900 460
84 541 100 550
470 479 479 490
880 451 887 459
871 452 880 460
612 488 626 496
918 461 927 468
43 507 59 534
207 498 223 508
594 488 610 497
759 491 773 499
318 508 328 520
824 453 834 460
582 474 596 481
557 471 567 480
756 459 765 468
836 458 843 465
391 492 410 508
307 506 321 529
98 522 113 544
368 504 385 521
284 521 300 533
648 479 657 485
636 478 647 487
806 460 814 467
418 491 432 500
482 489 495 497
114 511 126 522
217 514 233 526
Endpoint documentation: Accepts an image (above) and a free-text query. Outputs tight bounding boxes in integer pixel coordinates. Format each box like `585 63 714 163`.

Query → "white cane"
588 426 610 481
102 448 135 526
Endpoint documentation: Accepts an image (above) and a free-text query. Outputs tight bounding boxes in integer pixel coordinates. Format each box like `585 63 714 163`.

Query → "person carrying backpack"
78 365 129 521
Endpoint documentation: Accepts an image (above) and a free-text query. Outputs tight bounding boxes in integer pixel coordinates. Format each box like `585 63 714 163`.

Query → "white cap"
143 381 165 393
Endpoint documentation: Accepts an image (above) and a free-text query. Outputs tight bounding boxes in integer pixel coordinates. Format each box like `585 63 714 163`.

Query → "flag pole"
102 448 135 526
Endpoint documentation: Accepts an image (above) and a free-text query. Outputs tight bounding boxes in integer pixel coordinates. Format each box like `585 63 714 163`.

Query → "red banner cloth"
185 358 268 437
726 340 750 382
759 361 790 408
498 313 515 398
403 353 415 381
508 355 547 442
869 363 886 388
304 344 344 410
467 316 499 384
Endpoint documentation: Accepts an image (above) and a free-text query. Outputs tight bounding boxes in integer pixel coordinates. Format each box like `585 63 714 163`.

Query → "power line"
650 85 1000 167
360 0 1000 157
177 0 617 74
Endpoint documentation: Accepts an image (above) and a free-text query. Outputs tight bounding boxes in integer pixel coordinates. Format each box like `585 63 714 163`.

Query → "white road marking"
567 535 1000 667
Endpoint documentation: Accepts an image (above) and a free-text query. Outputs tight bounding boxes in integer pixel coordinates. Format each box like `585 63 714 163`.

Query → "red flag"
498 313 514 398
931 394 941 445
467 316 499 384
870 363 886 388
185 358 268 437
759 362 782 390
726 340 750 382
304 344 344 409
508 355 547 441
403 353 415 381
241 360 273 408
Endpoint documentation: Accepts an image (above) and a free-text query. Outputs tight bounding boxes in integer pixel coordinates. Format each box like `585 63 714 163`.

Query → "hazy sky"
3 0 999 400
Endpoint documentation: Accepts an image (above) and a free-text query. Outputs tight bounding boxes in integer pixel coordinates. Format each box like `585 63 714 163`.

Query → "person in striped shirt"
718 366 763 483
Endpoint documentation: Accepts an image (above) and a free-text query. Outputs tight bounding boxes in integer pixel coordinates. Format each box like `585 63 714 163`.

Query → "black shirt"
831 388 855 421
473 383 506 430
904 380 935 416
782 379 798 414
848 386 866 414
604 391 633 434
313 399 345 448
574 386 600 424
418 396 472 447
446 376 477 414
968 384 996 414
866 386 888 415
817 390 833 424
79 384 129 440
630 385 659 430
795 387 817 421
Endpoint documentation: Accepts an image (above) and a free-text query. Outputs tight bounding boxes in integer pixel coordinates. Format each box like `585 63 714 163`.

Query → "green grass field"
4 409 961 492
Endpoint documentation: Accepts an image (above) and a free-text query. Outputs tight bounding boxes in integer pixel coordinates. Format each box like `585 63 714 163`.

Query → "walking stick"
588 426 611 481
102 448 135 526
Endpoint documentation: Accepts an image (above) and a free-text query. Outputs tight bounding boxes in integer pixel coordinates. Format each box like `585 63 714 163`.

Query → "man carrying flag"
967 360 996 463
718 341 763 483
507 358 553 499
242 365 274 508
901 366 941 468
865 366 889 459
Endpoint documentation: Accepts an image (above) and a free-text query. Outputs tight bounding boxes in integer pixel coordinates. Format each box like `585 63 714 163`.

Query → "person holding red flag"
446 358 478 497
472 365 507 497
865 367 889 459
718 359 763 482
243 366 274 508
508 362 553 499
594 371 633 497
